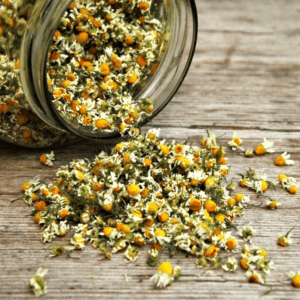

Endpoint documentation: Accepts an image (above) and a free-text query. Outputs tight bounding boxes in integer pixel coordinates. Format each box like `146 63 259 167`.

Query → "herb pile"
0 0 69 147
22 129 285 288
47 0 164 133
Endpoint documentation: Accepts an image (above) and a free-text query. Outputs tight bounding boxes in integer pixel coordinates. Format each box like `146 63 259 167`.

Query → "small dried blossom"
124 246 140 262
222 257 237 272
254 138 274 156
228 132 243 150
29 268 48 297
150 261 181 288
240 226 256 242
40 151 55 167
246 269 264 284
196 257 208 268
275 152 294 166
244 149 254 157
287 271 300 288
278 227 295 247
277 174 299 194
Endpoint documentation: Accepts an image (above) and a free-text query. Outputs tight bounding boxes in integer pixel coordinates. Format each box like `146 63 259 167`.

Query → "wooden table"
1 0 300 298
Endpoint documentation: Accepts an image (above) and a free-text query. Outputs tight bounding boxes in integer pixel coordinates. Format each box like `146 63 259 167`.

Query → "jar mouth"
20 0 198 140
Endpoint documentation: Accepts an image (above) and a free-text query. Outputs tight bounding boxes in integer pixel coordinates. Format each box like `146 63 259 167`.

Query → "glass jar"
0 0 197 147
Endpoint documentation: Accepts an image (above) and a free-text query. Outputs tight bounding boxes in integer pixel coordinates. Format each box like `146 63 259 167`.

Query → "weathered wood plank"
2 0 300 299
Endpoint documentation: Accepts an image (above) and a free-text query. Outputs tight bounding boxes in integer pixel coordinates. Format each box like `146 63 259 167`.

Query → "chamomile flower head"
150 261 181 288
226 181 236 191
201 130 217 150
222 257 238 272
228 132 243 150
196 257 208 268
124 246 140 262
240 226 256 242
275 152 294 166
29 268 48 297
225 235 238 251
244 149 254 157
278 227 294 247
266 199 281 209
246 270 264 284
254 138 274 155
288 271 300 288
39 151 55 167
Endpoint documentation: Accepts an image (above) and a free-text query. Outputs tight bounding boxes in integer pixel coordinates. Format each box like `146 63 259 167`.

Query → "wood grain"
1 0 300 299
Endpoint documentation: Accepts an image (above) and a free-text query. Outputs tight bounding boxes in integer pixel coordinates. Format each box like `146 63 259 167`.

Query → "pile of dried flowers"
22 129 282 290
47 0 164 134
0 0 69 147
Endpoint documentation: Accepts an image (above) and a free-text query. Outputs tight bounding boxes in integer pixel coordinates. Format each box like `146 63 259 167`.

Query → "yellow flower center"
157 262 173 275
292 275 300 287
275 155 286 166
228 197 236 206
278 237 288 247
127 184 140 196
235 194 244 203
148 202 159 213
205 200 217 213
226 238 237 250
158 212 169 223
155 229 165 237
289 186 298 195
278 173 287 182
240 258 248 270
189 199 202 211
249 274 259 283
261 180 268 192
103 227 113 237
174 144 184 154
239 179 248 187
255 144 266 155
204 245 219 258
215 214 225 223
160 145 170 155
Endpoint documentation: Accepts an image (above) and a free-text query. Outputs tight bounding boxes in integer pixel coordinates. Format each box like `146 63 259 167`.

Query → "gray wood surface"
1 0 300 299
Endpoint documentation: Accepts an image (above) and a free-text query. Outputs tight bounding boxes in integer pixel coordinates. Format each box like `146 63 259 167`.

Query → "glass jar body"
0 0 198 147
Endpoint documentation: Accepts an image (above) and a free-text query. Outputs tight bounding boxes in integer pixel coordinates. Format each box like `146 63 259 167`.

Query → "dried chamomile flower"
29 268 48 297
40 151 55 167
288 271 300 288
240 244 273 277
275 152 294 166
244 149 254 158
240 226 256 242
222 257 237 272
47 244 75 257
256 256 274 274
254 138 274 155
278 227 295 247
226 181 236 191
266 199 281 209
239 169 274 194
228 132 243 150
150 261 181 288
246 270 264 284
124 246 139 262
277 174 299 194
225 235 238 252
196 257 208 268
147 249 160 267
201 130 217 150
